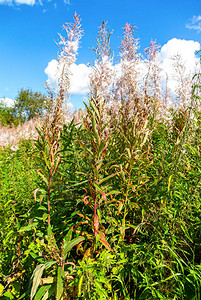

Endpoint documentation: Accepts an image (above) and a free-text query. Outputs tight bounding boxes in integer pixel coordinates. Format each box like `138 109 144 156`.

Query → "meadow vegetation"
1 13 201 299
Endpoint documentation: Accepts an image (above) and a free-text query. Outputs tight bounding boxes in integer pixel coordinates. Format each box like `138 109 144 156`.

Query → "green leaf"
99 173 117 185
3 291 15 299
92 115 100 143
64 228 73 243
106 190 121 197
64 180 88 191
37 170 49 186
30 264 47 300
42 283 56 300
46 225 59 252
19 222 38 232
0 283 4 296
95 281 108 297
168 175 173 192
41 277 54 284
97 141 107 157
61 236 85 260
90 97 101 119
34 285 51 300
56 266 64 300
30 262 56 300
18 292 28 299
78 275 84 297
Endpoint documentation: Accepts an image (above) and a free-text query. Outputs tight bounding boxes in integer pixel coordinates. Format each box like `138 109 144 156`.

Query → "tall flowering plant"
29 14 85 300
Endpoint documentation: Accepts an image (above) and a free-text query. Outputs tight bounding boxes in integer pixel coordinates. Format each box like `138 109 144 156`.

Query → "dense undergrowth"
1 100 201 299
1 13 201 299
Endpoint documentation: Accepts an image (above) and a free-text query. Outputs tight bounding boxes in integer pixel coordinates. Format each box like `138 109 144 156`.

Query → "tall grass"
1 14 201 299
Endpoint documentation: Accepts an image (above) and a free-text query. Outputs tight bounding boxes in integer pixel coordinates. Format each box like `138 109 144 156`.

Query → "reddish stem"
47 168 53 226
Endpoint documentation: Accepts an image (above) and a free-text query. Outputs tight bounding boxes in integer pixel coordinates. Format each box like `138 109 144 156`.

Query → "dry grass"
0 118 41 150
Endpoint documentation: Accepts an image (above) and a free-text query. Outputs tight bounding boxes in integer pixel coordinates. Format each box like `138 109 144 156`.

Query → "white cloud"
45 38 200 105
186 15 201 33
44 59 91 95
70 63 91 94
159 38 200 95
16 0 35 4
0 0 36 5
44 59 58 89
160 38 200 75
0 97 15 107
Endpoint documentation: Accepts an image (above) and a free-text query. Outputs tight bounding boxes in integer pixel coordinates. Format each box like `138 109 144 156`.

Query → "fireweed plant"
1 14 201 299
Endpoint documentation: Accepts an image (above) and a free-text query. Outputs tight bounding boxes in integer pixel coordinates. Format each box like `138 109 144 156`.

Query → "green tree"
0 100 15 126
12 88 47 122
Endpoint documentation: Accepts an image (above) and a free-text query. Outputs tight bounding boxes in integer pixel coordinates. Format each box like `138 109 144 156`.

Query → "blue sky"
0 0 201 109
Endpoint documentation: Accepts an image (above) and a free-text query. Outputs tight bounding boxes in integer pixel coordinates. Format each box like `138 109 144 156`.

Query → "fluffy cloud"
70 63 91 94
0 0 36 4
186 15 201 33
44 59 91 95
0 97 15 107
159 38 200 95
45 38 200 102
160 38 200 71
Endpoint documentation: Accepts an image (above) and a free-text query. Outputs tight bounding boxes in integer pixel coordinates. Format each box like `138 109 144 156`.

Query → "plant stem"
47 168 53 226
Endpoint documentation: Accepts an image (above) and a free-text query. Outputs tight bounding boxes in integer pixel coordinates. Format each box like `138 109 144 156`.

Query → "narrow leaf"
34 285 51 300
42 283 56 300
19 222 38 233
78 275 84 297
168 175 173 192
47 225 59 252
30 264 46 300
99 173 117 185
99 231 113 251
41 277 54 284
34 188 40 202
62 236 85 260
30 261 56 300
117 202 124 215
56 266 64 300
